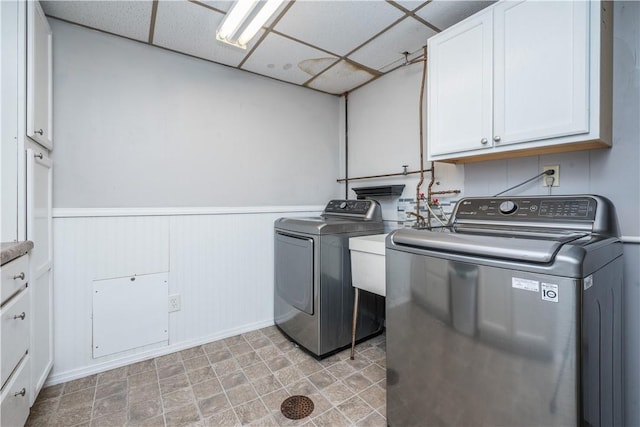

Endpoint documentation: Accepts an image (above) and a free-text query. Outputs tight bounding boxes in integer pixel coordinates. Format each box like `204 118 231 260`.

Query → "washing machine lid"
390 195 621 267
390 227 588 263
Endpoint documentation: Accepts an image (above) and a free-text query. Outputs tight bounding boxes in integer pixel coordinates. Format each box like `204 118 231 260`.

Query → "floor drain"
281 395 314 420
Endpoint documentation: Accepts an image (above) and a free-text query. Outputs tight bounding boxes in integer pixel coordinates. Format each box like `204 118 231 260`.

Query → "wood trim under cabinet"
433 140 611 164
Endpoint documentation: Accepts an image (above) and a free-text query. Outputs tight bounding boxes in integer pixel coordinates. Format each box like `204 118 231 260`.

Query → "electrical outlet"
168 294 181 312
542 165 560 187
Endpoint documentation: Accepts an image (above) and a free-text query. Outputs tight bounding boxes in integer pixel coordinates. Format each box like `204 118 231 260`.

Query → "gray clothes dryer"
274 200 385 358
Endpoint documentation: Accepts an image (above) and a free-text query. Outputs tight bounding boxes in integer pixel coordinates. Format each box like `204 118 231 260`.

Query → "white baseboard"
45 319 275 387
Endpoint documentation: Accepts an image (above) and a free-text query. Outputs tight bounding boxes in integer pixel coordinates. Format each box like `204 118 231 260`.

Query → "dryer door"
275 232 314 315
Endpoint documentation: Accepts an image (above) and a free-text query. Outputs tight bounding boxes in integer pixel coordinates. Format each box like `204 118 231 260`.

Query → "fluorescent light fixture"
216 0 285 49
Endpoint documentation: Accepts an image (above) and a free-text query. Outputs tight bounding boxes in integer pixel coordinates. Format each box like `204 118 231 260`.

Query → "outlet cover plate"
168 294 181 312
542 165 560 187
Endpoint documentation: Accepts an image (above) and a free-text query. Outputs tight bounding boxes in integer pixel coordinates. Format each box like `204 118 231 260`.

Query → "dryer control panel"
323 200 382 221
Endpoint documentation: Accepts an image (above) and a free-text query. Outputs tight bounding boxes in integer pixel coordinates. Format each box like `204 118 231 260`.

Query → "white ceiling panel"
197 0 234 13
242 33 338 85
42 1 153 42
391 1 429 12
348 17 436 72
307 60 377 95
43 0 492 95
416 0 495 31
273 1 404 56
153 0 260 67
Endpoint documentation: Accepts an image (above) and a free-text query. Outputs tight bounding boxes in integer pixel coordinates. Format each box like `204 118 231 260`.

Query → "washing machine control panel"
454 197 597 222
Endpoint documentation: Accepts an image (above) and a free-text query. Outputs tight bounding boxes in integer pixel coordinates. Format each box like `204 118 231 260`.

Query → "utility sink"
349 233 388 297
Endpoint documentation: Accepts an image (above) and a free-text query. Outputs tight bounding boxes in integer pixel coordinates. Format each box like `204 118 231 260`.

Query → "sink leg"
350 287 359 360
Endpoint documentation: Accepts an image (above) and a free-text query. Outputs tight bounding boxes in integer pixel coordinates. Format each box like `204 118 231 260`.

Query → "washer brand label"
584 275 594 291
542 283 559 302
512 277 539 292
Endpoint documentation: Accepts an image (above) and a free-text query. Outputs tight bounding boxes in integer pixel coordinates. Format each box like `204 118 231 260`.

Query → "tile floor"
25 326 387 426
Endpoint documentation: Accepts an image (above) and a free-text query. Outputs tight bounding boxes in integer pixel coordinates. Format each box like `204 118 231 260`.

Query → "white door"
26 149 53 404
493 0 590 147
26 1 52 150
427 8 493 157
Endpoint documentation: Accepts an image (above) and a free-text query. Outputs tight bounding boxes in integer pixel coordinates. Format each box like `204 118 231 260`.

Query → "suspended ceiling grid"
42 0 495 95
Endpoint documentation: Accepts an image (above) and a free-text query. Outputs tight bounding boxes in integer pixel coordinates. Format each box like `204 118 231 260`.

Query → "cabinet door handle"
13 312 26 320
493 135 501 142
481 138 488 145
14 388 26 397
34 129 44 135
13 272 25 280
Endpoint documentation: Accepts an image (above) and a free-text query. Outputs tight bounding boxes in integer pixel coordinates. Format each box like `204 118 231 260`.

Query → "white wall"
50 20 341 208
344 62 464 226
463 2 640 424
50 207 321 383
48 20 341 382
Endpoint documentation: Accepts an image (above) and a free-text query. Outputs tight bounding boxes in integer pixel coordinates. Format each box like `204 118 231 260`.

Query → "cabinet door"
1 0 19 241
26 149 53 404
27 1 52 150
427 9 493 157
493 0 589 147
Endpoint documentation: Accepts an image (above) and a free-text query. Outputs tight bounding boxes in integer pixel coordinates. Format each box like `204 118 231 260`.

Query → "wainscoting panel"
50 207 321 384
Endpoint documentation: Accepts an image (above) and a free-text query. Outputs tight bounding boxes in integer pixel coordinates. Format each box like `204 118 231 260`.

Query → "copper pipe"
414 47 428 227
336 168 431 183
426 162 435 226
344 92 349 199
431 189 461 196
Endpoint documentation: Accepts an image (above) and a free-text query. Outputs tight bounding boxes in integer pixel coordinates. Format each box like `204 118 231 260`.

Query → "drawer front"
1 290 30 387
1 255 29 305
1 356 30 427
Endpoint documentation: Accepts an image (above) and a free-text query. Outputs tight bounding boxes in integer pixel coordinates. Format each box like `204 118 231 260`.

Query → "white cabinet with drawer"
1 289 30 388
0 356 31 427
0 252 31 427
1 255 29 304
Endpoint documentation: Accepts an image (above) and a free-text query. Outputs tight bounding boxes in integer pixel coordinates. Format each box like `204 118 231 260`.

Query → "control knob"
339 201 348 209
499 200 517 215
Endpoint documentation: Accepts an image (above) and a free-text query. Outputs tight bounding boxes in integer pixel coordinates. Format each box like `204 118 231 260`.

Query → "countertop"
1 241 34 266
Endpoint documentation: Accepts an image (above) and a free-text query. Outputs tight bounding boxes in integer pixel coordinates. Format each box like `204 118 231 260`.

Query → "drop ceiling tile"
348 17 436 72
242 33 338 85
392 1 430 12
307 60 377 95
153 0 262 67
416 0 495 30
274 1 404 56
42 1 153 42
197 1 234 13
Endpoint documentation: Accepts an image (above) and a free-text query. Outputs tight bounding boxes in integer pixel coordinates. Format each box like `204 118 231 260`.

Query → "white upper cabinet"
427 0 612 163
27 1 52 150
428 8 493 157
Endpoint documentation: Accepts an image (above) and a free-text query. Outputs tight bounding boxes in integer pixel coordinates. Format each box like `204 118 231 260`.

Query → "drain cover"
281 395 314 420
